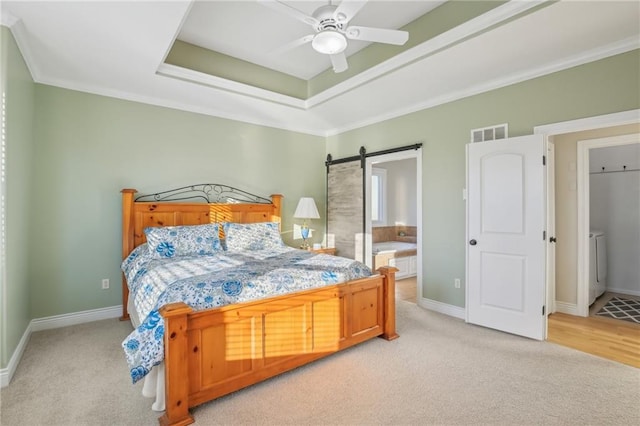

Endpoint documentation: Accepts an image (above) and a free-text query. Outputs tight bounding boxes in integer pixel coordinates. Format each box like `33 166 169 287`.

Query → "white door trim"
365 149 422 303
534 110 640 135
545 142 556 315
534 109 640 317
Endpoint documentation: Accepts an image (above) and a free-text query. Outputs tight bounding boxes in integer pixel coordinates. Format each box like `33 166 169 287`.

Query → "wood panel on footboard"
159 266 398 426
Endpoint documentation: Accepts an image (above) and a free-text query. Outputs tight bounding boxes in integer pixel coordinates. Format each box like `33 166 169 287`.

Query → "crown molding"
2 16 40 81
1 10 19 27
156 63 307 109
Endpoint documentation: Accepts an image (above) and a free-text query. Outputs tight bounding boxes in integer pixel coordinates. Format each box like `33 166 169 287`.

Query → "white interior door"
466 134 546 340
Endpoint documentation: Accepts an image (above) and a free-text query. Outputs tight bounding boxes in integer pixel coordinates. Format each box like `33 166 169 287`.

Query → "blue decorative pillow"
223 222 284 252
144 223 222 258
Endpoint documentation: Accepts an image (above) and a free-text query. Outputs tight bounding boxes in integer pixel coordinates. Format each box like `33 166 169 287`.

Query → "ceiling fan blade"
258 0 319 27
345 26 409 45
330 52 348 73
272 34 314 55
332 1 368 25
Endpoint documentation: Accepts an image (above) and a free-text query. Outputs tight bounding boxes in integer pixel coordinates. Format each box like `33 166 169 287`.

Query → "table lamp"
293 197 320 249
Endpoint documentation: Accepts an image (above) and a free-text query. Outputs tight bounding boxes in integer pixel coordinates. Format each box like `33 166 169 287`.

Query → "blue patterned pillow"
144 223 222 258
223 222 284 252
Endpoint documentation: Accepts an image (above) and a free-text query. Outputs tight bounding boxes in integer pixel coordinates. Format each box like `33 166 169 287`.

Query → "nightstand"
308 247 336 255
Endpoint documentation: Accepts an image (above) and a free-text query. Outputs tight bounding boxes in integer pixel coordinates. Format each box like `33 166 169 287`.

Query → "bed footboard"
159 266 398 426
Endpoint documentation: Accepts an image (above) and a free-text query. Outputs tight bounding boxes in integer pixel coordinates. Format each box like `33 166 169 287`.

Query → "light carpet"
1 301 639 425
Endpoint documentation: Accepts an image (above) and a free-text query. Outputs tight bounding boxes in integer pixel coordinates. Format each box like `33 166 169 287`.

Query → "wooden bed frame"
121 187 398 426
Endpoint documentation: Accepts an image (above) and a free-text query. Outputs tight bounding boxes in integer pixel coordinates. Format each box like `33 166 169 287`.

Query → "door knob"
469 239 477 246
550 237 557 243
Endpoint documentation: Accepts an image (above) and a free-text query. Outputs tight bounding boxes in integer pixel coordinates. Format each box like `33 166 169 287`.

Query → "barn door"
326 156 365 262
466 134 546 340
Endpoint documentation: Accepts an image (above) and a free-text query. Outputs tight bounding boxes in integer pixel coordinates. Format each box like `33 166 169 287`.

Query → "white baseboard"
0 323 31 388
419 297 466 320
606 287 640 297
30 305 122 332
554 301 579 316
1 305 122 388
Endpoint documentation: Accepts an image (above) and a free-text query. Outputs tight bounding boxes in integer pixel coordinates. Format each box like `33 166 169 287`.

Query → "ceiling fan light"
312 30 347 55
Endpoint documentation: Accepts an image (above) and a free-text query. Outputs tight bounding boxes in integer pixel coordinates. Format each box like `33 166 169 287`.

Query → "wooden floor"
396 276 417 303
548 308 640 368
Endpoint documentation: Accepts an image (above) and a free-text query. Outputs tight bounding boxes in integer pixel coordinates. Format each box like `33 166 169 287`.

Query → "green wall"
327 49 640 308
28 86 326 319
1 26 35 368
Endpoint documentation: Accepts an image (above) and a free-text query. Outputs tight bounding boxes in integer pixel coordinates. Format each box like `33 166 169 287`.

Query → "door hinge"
542 305 546 316
543 155 546 166
543 230 546 241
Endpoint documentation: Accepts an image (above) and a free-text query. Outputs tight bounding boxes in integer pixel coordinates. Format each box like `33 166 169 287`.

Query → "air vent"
470 123 508 143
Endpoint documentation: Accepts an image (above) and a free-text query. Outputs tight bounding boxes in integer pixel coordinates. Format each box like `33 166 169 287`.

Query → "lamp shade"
293 197 320 219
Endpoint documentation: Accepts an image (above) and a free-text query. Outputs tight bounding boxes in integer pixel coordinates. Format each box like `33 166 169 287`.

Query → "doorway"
366 150 422 304
577 134 640 318
534 109 640 317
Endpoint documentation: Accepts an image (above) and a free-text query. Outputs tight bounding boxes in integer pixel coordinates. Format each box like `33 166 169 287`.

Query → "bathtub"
373 241 417 255
372 241 417 279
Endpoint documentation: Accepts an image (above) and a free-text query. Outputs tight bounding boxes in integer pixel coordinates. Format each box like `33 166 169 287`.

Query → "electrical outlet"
101 279 110 290
454 278 461 289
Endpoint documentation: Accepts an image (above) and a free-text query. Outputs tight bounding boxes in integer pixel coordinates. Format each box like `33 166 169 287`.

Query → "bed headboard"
120 184 283 320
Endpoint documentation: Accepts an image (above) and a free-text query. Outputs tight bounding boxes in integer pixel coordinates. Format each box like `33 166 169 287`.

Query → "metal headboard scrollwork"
134 184 272 204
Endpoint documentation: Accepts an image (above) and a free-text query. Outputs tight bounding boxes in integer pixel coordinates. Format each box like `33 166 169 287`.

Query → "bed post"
270 194 283 223
377 266 399 341
121 188 137 321
159 302 194 426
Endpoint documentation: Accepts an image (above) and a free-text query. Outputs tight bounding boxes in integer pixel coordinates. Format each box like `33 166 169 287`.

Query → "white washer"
589 230 607 305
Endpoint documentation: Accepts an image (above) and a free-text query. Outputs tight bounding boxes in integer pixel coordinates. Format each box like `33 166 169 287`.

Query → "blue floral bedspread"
121 245 371 383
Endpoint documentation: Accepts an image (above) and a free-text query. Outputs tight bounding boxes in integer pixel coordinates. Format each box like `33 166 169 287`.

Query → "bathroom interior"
588 142 640 322
370 158 418 302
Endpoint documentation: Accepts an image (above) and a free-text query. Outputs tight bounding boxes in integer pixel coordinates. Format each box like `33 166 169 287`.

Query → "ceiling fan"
259 0 409 73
